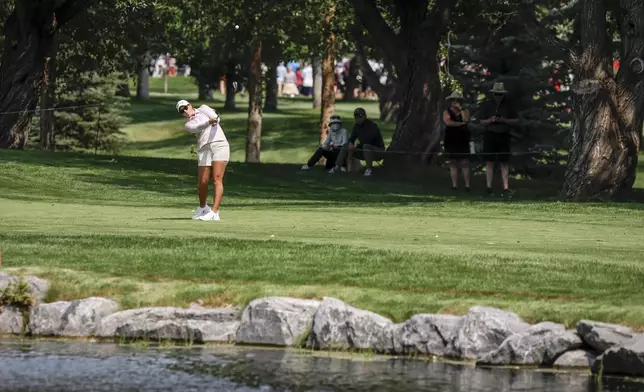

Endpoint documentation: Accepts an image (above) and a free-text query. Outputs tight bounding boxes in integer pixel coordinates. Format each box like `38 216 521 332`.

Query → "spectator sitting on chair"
301 114 348 171
332 107 385 177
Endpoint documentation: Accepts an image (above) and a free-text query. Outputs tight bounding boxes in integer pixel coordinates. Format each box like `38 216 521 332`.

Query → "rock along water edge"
0 273 642 379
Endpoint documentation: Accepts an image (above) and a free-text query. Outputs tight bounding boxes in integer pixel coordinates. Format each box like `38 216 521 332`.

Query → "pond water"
1 339 643 392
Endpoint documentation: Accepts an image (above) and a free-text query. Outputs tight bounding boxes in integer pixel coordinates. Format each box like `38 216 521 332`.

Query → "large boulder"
96 307 239 344
29 297 119 337
592 335 644 377
236 297 320 346
0 307 24 334
553 349 598 368
476 322 583 366
0 273 49 303
307 297 393 350
576 320 635 352
387 314 463 356
449 306 530 360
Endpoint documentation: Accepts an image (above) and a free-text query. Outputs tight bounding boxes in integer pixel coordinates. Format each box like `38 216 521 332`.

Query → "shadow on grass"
3 149 644 208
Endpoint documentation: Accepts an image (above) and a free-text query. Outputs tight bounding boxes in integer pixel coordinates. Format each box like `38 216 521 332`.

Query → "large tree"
349 0 455 166
0 0 94 149
520 0 644 199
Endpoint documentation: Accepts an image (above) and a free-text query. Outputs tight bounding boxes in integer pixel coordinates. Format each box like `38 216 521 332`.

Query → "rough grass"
1 78 644 328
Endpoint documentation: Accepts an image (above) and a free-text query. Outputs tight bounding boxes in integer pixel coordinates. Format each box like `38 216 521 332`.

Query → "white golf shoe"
192 205 211 219
198 210 220 221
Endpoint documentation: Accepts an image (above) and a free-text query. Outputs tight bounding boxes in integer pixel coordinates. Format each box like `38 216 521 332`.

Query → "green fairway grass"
1 77 644 329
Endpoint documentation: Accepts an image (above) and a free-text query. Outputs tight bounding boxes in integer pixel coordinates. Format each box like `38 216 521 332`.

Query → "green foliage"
53 72 130 152
0 277 33 309
446 0 574 174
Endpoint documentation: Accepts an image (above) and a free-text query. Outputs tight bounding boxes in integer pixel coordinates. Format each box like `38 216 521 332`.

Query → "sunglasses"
493 93 504 97
179 106 189 113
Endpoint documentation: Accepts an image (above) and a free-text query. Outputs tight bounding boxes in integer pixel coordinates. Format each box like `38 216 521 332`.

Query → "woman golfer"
176 99 230 221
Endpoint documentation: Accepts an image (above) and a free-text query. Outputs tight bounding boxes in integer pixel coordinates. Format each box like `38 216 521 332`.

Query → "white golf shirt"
184 105 228 150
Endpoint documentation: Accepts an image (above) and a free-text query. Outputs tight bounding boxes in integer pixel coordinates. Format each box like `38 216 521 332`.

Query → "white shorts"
198 141 230 166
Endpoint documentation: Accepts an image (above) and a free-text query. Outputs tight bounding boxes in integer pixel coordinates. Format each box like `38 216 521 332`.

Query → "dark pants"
307 147 341 169
336 144 384 169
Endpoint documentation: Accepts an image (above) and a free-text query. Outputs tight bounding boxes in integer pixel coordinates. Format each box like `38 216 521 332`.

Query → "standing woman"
442 91 471 191
176 99 230 221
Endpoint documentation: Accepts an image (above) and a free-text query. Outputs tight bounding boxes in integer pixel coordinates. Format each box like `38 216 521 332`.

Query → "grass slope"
1 77 644 328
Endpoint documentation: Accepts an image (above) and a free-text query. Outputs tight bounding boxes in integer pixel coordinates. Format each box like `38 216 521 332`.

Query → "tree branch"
517 0 576 64
395 0 429 38
616 0 644 86
348 0 401 64
55 0 98 27
423 0 453 35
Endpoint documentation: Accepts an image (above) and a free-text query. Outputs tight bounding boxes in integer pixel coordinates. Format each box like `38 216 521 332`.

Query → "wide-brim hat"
446 91 464 101
176 99 190 113
490 82 508 94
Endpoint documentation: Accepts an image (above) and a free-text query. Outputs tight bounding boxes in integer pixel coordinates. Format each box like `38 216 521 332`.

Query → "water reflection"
0 339 642 392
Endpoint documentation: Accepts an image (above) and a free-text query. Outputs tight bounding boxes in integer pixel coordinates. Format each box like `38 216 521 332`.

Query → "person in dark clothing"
477 82 520 196
442 91 472 191
332 107 385 177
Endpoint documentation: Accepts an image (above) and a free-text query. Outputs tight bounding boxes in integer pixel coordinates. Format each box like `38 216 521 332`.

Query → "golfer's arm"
184 118 209 133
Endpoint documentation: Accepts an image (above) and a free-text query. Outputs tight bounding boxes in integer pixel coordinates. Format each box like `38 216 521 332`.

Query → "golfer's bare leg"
198 166 211 208
211 161 227 212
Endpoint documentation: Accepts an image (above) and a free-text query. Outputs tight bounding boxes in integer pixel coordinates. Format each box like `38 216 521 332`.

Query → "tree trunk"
563 88 641 199
0 1 93 149
225 62 237 110
164 68 169 94
313 57 323 109
264 61 278 112
136 63 149 100
343 56 359 101
319 5 336 145
0 13 53 148
356 51 400 123
116 71 130 98
198 79 209 100
349 0 453 165
561 0 644 199
246 38 263 163
39 38 57 152
386 38 443 166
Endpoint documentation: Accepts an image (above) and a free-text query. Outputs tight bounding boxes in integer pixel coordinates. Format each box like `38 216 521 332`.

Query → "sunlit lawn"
1 76 643 328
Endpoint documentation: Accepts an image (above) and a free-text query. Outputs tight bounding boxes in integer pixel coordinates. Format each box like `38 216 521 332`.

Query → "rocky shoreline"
1 273 642 379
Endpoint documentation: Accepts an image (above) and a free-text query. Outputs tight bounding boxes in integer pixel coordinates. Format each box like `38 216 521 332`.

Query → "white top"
184 105 227 150
276 64 286 81
322 127 348 149
302 66 314 87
